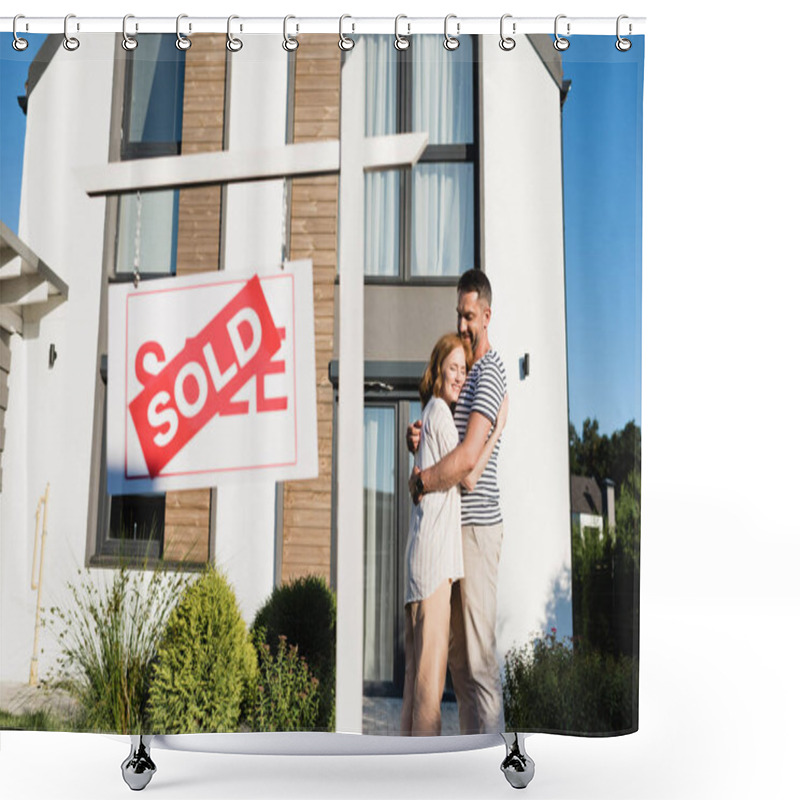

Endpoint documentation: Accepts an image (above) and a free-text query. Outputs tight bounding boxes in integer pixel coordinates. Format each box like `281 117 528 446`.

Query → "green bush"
503 630 637 734
44 565 189 734
251 575 335 730
247 631 320 731
147 567 257 734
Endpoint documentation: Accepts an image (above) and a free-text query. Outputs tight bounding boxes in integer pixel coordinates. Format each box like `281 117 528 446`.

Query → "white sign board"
107 262 318 494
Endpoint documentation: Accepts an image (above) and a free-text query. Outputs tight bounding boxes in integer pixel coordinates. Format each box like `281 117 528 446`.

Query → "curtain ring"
227 15 243 51
394 15 410 51
499 14 515 51
616 15 632 51
175 14 192 50
554 15 570 51
443 14 460 51
121 14 138 51
283 15 299 51
63 14 80 51
339 14 355 51
12 15 29 51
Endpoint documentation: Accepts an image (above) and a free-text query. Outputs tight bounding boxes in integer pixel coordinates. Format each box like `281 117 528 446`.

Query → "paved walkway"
2 681 460 736
0 681 78 719
362 696 460 736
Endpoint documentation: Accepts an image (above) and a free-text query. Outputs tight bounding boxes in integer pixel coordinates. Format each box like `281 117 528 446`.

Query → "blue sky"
560 35 644 435
1 33 643 437
0 34 44 231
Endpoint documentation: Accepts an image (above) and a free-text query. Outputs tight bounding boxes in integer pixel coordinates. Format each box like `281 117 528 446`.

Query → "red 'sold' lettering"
128 276 282 477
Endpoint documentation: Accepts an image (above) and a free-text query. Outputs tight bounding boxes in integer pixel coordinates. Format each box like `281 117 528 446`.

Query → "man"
407 269 508 735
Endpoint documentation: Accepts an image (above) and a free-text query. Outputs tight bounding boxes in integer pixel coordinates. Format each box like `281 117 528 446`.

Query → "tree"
570 418 641 660
570 417 641 500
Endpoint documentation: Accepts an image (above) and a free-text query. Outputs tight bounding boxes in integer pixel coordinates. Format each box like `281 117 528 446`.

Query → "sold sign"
107 264 318 495
128 275 282 477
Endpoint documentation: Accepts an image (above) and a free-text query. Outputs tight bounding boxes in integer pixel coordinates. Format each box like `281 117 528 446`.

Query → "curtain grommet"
12 15 29 51
394 15 410 51
554 15 570 51
63 14 80 51
443 14 460 51
121 14 138 51
283 15 299 51
339 14 355 51
499 14 516 51
226 15 243 52
616 15 632 51
175 14 192 50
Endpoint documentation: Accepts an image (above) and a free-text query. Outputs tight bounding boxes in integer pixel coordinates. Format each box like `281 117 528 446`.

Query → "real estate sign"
107 262 318 493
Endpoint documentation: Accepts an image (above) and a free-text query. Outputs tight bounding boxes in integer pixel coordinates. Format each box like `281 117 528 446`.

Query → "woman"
400 333 507 736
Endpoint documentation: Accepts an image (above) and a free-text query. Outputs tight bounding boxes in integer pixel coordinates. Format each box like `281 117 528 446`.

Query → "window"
95 358 165 562
95 35 186 563
364 35 478 281
363 393 422 694
115 35 185 278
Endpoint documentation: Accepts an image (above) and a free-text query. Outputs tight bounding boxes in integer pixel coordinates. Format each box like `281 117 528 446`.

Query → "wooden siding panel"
164 34 226 563
280 39 340 586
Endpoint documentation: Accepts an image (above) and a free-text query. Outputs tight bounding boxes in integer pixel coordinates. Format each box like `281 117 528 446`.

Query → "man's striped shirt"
454 349 507 526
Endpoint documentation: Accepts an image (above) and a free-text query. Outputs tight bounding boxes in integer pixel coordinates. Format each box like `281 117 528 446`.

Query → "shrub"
503 629 637 734
147 567 257 734
251 575 335 730
247 632 320 731
44 565 189 734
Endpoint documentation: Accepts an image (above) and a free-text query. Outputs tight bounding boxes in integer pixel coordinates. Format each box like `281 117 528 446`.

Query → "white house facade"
0 32 571 733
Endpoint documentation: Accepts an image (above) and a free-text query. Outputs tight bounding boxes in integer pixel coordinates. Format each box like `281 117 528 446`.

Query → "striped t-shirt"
454 349 507 526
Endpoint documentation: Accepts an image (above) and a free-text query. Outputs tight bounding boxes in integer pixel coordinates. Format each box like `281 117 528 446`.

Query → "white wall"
480 37 573 659
0 35 116 681
217 36 289 624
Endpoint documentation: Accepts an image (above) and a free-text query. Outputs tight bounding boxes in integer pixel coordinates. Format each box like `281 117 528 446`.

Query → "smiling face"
457 290 491 358
439 345 467 406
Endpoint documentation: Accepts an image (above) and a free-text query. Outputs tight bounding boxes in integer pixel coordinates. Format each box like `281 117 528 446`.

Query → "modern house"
0 31 571 731
570 474 616 537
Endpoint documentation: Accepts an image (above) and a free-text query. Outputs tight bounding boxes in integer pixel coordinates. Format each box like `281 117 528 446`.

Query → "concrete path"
362 696 460 736
0 681 78 719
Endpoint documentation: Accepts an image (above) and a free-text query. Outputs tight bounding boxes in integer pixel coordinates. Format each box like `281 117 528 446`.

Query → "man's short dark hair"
457 269 492 307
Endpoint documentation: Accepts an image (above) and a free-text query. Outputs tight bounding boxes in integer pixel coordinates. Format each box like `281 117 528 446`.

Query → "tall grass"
44 564 191 734
503 629 638 734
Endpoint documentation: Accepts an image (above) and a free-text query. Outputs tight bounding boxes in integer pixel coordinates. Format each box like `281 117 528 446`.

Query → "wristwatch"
414 473 425 498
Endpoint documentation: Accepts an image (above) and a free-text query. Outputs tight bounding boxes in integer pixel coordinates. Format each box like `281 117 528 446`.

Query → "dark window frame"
93 357 165 564
120 35 185 162
362 391 419 696
115 35 184 279
365 35 481 285
94 35 187 564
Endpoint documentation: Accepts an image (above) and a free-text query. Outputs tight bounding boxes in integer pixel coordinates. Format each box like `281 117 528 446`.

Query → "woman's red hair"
419 333 473 407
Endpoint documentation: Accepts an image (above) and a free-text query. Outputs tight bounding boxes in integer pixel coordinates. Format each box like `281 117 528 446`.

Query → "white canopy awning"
0 220 69 335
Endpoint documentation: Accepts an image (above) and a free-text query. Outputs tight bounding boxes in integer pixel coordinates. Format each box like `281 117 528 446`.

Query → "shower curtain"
0 23 643 740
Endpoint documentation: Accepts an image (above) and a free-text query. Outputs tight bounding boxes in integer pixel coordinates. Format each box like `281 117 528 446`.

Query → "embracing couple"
401 269 508 737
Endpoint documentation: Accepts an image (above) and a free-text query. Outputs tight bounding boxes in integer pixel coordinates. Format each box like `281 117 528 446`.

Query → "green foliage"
251 575 336 731
0 707 72 732
503 630 637 733
247 632 321 731
146 567 257 734
571 466 641 659
569 418 641 499
44 565 189 734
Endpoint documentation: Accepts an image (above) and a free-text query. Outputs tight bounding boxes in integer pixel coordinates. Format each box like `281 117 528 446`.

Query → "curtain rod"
1 16 645 37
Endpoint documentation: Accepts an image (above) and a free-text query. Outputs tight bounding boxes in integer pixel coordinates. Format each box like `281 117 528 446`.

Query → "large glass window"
121 34 185 159
97 35 187 562
364 35 478 280
116 190 180 276
115 35 184 279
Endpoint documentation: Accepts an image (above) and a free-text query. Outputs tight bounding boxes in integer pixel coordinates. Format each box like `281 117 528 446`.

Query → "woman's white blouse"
405 397 464 604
